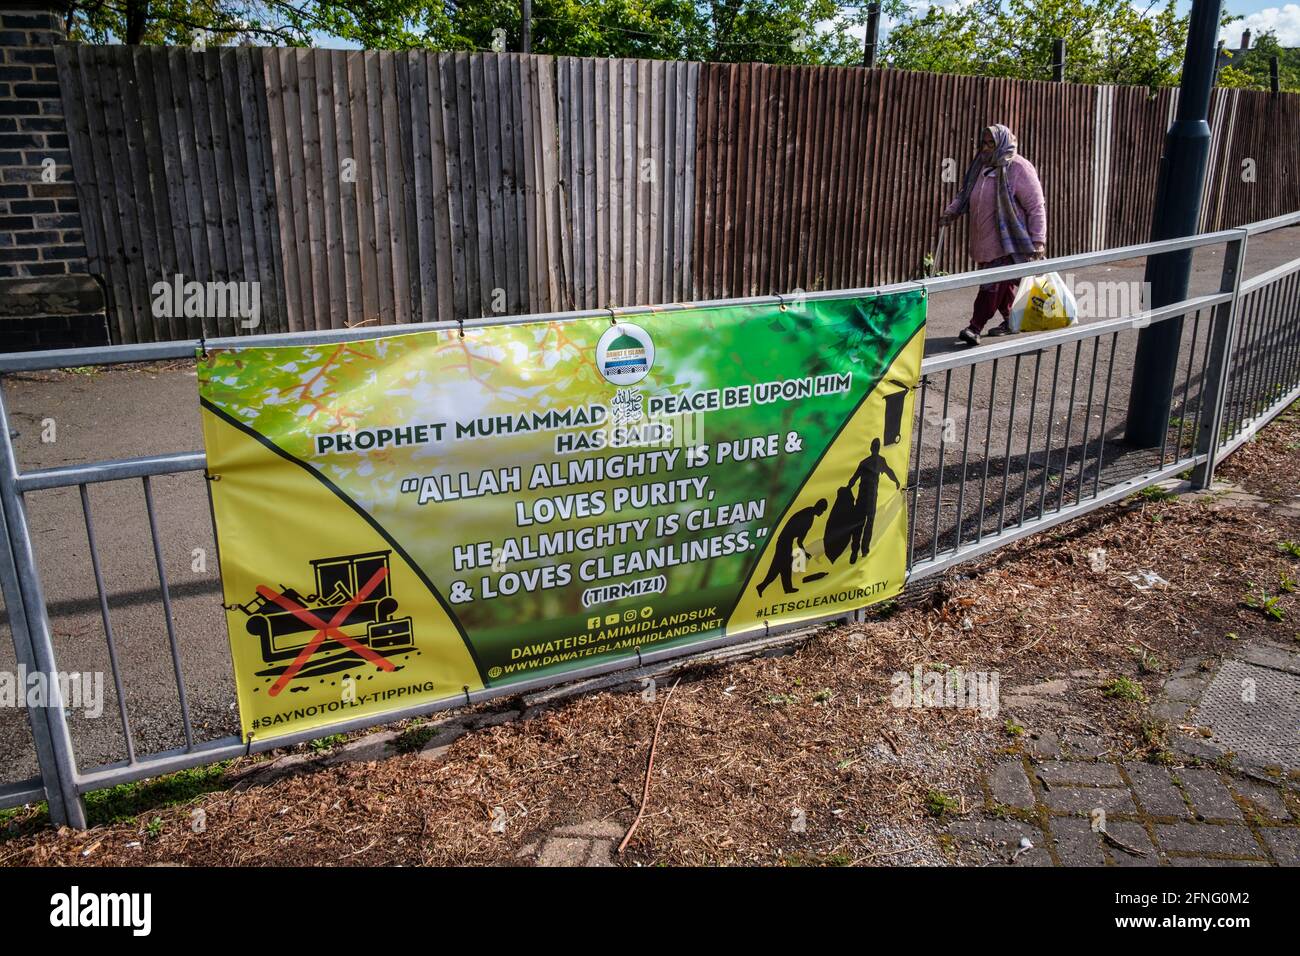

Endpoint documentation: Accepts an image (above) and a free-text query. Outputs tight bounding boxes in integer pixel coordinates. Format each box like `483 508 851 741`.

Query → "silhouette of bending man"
756 499 827 597
846 438 901 564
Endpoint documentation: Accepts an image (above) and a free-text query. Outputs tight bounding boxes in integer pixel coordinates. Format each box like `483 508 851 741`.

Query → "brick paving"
949 625 1300 867
518 819 623 867
948 747 1298 866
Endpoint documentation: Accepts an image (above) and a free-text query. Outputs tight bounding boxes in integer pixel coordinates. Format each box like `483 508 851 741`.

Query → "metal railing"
2 212 1298 828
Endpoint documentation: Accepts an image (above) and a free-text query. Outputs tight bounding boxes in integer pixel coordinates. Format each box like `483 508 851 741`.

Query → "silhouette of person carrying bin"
845 438 901 564
756 498 828 597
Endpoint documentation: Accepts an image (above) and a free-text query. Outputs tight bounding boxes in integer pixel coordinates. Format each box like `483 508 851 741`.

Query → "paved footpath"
948 638 1300 866
946 481 1300 867
951 745 1298 866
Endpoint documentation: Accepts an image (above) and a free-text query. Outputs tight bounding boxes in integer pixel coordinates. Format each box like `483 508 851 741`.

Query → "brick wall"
0 2 85 278
0 1 107 350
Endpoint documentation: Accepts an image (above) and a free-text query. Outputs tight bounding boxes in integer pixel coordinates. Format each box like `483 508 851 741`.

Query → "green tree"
65 0 873 63
69 0 311 44
1217 31 1300 93
68 0 1290 92
882 0 1190 87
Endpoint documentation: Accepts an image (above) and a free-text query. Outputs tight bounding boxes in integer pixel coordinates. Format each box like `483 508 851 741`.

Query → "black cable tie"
463 685 472 706
763 619 771 637
457 318 465 339
775 293 786 312
607 308 617 327
635 647 643 667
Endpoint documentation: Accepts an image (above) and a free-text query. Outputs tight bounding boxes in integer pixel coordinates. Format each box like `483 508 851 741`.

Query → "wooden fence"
55 44 1300 343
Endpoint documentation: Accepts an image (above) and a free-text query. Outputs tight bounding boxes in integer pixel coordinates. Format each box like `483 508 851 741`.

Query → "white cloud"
1221 5 1300 47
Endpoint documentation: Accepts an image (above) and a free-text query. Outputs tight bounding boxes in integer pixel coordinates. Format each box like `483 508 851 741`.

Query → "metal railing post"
0 488 71 824
1190 231 1248 488
0 380 86 827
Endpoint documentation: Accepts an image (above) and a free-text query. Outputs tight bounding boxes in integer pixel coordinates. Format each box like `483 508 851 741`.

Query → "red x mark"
256 566 396 697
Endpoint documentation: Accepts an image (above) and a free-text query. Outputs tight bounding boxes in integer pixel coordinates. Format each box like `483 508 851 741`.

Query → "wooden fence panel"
551 57 701 310
56 46 1300 343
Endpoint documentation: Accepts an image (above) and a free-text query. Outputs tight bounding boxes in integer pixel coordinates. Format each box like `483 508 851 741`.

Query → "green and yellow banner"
199 291 926 741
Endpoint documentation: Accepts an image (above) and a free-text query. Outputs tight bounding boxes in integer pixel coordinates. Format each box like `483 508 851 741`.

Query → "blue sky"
1217 2 1300 45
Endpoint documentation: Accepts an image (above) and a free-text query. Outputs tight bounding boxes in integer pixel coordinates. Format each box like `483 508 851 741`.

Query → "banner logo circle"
596 323 654 386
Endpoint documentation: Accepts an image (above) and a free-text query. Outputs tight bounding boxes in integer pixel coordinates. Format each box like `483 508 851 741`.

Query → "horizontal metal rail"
917 228 1247 294
72 736 248 792
0 777 48 812
1216 378 1300 462
12 294 1228 493
908 457 1206 581
920 293 1230 375
0 225 1260 374
16 451 207 492
1242 210 1300 236
1239 256 1300 296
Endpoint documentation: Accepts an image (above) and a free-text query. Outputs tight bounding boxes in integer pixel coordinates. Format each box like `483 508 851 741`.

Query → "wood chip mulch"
3 404 1298 867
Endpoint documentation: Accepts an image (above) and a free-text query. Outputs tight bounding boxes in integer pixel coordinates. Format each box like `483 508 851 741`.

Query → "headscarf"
948 124 1038 262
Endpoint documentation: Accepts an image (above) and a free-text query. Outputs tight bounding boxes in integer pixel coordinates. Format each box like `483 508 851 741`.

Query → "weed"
1243 588 1286 622
924 789 960 818
935 832 959 863
393 722 440 754
1212 751 1237 772
1195 488 1230 507
84 761 232 826
1102 676 1147 702
308 734 347 754
1133 647 1166 674
1140 718 1169 751
0 803 48 840
1134 485 1177 503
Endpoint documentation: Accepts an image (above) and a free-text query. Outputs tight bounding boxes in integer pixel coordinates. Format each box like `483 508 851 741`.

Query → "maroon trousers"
970 255 1019 333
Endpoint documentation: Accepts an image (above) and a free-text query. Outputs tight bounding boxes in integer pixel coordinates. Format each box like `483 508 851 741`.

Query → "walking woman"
940 124 1047 346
